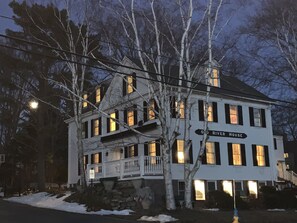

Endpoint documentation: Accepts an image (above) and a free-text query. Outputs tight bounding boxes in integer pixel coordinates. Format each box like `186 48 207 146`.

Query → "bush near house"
260 186 297 209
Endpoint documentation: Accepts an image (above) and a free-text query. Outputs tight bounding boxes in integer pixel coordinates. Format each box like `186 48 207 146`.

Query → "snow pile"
0 192 4 197
267 209 286 212
138 214 178 222
202 208 220 211
4 192 133 215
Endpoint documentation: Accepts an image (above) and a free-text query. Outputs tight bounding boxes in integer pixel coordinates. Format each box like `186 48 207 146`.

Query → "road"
0 199 138 223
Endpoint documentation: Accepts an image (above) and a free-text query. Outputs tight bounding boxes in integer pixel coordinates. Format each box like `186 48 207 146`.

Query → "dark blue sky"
0 0 17 34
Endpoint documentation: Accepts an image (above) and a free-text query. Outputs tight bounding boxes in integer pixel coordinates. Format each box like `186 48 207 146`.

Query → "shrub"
205 190 233 210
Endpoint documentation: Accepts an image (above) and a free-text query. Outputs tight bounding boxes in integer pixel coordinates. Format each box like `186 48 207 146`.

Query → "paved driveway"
0 199 138 223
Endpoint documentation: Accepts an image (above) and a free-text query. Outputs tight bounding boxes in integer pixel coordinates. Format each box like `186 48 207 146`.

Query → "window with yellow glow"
204 103 214 122
95 88 101 103
210 68 219 87
206 142 216 164
284 153 289 158
93 119 100 136
127 109 135 126
256 145 265 166
94 153 100 164
248 181 258 198
232 144 242 165
177 140 185 164
110 112 117 132
127 75 134 94
148 141 157 164
194 180 206 200
230 105 238 124
175 100 185 119
83 94 88 108
148 100 156 120
223 180 233 196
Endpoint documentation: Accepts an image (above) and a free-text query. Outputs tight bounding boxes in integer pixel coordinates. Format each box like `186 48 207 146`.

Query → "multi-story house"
67 57 285 202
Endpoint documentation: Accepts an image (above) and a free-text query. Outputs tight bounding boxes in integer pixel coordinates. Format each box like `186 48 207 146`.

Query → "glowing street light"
29 100 39 110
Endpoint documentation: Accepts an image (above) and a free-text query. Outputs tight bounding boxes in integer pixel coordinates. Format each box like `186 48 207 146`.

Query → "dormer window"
95 88 101 103
123 73 136 96
210 68 220 87
82 93 88 108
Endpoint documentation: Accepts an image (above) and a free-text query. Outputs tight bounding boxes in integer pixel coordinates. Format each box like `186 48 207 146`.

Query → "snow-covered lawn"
3 192 178 222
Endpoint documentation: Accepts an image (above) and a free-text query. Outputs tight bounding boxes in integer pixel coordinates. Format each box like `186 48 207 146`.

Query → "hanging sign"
195 129 247 139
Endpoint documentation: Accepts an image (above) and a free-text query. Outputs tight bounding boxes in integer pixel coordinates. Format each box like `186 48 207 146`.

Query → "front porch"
86 156 163 183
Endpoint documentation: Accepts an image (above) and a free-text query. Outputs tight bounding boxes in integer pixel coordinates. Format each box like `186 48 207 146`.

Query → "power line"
1 41 297 110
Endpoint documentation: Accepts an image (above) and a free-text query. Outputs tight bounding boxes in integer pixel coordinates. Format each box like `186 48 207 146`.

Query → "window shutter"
252 145 257 166
106 117 110 133
132 72 137 89
213 102 218 122
241 144 246 166
215 142 221 165
156 140 161 156
122 76 127 96
170 96 176 118
99 152 102 163
84 121 88 138
133 105 138 125
144 143 148 156
264 146 270 166
124 147 128 158
261 109 266 127
91 120 94 137
274 138 277 150
227 143 233 165
99 117 101 135
143 101 148 122
238 106 243 125
198 100 204 121
201 141 207 164
124 109 127 124
91 154 94 164
100 86 105 100
115 110 119 130
172 140 178 163
154 99 159 117
225 104 230 124
249 107 255 126
189 142 193 164
134 144 138 157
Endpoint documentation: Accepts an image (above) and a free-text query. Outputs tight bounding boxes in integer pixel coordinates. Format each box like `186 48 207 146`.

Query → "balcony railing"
277 161 297 186
86 156 163 182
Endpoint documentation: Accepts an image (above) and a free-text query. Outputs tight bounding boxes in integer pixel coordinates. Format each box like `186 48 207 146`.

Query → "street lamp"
29 100 39 110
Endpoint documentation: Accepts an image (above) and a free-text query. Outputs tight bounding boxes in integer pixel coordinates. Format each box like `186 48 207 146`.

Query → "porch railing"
86 155 163 182
277 161 297 186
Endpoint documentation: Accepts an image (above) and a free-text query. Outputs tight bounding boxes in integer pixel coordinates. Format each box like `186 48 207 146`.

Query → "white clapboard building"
66 57 289 201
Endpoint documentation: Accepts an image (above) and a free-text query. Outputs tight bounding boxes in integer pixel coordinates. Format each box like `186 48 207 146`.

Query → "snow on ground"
202 208 220 211
138 214 178 222
4 192 133 216
267 209 286 212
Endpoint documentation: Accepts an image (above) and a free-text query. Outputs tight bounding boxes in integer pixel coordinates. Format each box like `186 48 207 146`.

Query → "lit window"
230 105 238 124
206 142 216 165
248 181 258 198
148 100 156 120
256 145 265 166
93 119 100 136
148 141 157 164
194 180 206 200
177 140 185 164
95 88 101 103
284 153 289 158
110 112 117 132
94 153 101 164
232 144 242 165
210 68 220 87
175 100 185 119
127 109 135 126
223 180 233 196
127 75 134 94
207 103 213 122
83 93 88 108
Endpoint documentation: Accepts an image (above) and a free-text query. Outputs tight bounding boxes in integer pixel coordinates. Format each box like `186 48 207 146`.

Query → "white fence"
277 161 297 186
